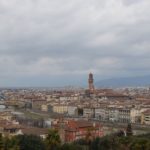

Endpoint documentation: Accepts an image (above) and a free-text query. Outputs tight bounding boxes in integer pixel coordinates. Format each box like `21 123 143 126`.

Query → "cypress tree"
126 123 133 136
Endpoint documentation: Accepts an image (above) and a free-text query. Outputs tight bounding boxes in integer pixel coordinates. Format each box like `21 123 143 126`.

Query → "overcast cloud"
0 0 150 87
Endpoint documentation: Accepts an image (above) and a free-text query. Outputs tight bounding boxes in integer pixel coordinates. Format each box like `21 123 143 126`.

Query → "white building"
67 106 77 116
130 108 141 123
108 108 119 122
95 107 108 121
83 107 95 118
141 109 150 125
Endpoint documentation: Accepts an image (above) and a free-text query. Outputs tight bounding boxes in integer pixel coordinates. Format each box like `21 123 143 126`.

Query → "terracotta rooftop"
21 127 49 136
142 109 150 115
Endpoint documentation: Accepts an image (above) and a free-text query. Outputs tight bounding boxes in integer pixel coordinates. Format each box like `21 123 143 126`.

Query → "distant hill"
96 75 150 88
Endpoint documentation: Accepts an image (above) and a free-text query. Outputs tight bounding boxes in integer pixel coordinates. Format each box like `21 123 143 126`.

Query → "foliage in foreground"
0 132 150 150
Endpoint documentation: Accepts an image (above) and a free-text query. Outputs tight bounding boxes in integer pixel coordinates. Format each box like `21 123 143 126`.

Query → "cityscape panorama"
0 0 150 150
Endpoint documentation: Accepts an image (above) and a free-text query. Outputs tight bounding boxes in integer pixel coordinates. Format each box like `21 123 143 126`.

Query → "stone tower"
88 73 95 92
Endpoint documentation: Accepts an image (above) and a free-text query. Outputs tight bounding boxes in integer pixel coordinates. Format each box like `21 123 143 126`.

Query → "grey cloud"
122 0 143 6
0 0 150 86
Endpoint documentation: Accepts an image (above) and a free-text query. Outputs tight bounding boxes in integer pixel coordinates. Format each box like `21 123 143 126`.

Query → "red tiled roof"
21 127 49 136
142 109 150 115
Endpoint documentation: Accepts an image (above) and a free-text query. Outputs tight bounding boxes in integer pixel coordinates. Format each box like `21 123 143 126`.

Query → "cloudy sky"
0 0 150 87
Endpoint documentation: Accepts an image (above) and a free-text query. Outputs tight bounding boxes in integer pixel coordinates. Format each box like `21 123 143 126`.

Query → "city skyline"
0 0 150 87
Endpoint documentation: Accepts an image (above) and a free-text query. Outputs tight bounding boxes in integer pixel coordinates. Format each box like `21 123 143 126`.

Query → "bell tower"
88 73 95 92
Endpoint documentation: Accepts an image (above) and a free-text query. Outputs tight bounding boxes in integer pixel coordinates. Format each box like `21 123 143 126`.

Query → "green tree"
15 135 45 150
85 128 93 150
119 136 132 150
0 133 4 150
90 137 100 150
126 123 133 136
98 137 111 150
3 136 18 150
130 138 149 150
78 108 83 116
146 141 150 150
45 129 61 150
61 143 83 150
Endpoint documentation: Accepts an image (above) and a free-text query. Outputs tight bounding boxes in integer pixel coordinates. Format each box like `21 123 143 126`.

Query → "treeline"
89 133 150 150
0 130 150 150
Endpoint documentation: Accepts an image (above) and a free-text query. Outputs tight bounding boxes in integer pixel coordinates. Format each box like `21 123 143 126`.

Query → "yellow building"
141 109 150 125
130 108 141 123
0 111 13 121
53 105 68 114
41 104 48 112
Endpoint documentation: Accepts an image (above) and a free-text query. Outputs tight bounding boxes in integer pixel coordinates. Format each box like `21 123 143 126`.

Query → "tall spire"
88 73 95 92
